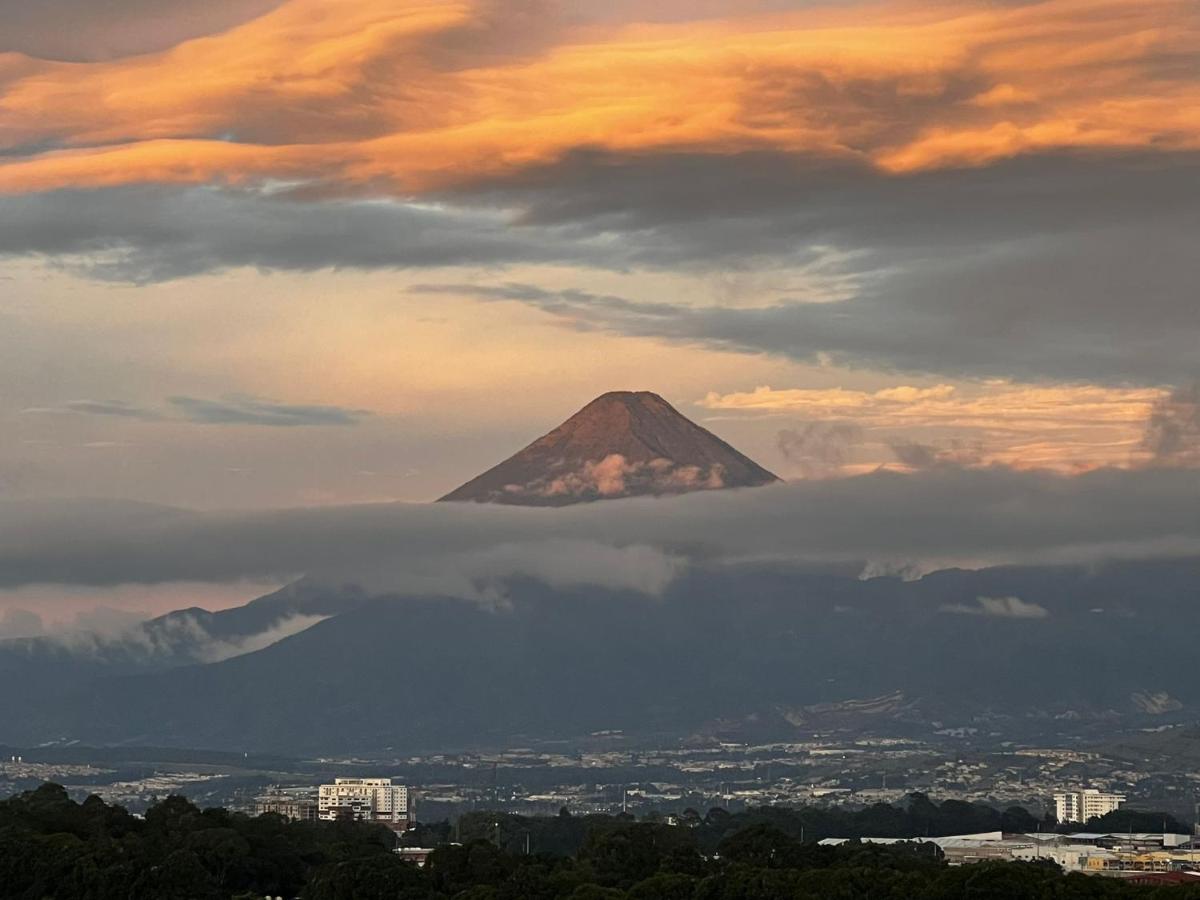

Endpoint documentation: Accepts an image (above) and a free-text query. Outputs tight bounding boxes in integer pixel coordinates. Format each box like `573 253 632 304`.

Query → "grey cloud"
0 0 282 61
64 400 164 421
1143 383 1200 466
25 395 370 427
168 396 371 427
941 596 1049 619
0 186 610 283
890 439 985 470
0 608 45 639
776 422 863 478
2 151 1198 384
446 151 1200 384
5 606 328 664
1 467 1199 593
416 242 1199 384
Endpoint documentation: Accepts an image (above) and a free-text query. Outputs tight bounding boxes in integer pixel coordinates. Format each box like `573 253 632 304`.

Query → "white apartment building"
1054 789 1125 824
318 778 410 828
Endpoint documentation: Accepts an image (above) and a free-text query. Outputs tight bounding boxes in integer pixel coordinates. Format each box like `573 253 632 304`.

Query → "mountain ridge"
7 557 1200 753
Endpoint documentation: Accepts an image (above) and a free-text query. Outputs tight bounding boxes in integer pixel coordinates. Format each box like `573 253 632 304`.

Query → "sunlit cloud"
701 381 1166 473
0 0 1196 194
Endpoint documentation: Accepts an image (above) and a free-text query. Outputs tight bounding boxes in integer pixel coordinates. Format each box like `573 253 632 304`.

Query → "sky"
1 0 1198 627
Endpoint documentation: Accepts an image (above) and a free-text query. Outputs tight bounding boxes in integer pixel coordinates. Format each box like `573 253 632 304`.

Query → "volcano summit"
440 391 780 506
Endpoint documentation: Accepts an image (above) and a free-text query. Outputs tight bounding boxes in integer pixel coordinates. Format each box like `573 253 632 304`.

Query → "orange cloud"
0 0 1197 194
701 382 1166 473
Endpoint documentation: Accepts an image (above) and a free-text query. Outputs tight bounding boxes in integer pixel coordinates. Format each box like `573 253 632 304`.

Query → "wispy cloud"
23 395 372 427
64 400 165 420
776 422 864 479
168 396 371 427
941 596 1050 619
0 606 329 664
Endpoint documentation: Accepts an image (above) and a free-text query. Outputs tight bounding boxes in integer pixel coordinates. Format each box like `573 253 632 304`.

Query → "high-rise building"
318 778 411 829
1054 789 1125 824
253 787 319 822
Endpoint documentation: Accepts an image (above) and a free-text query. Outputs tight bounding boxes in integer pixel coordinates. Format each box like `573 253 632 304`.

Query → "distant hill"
6 558 1200 754
440 391 779 505
0 579 369 736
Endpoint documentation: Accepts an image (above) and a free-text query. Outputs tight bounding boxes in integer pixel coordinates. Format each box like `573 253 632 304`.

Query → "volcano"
439 390 780 506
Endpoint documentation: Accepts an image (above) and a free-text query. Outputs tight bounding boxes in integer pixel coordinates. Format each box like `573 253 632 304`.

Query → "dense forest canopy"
0 784 1195 899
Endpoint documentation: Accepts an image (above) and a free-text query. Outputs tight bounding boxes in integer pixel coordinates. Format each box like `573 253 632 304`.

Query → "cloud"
1143 383 1200 467
168 396 371 427
0 0 282 61
702 381 1158 472
23 393 371 427
941 595 1049 619
477 453 728 504
443 148 1200 385
889 439 985 471
0 186 606 282
0 605 147 642
0 150 1196 390
187 613 330 663
63 400 165 421
429 540 685 604
0 3 1193 394
0 0 1196 195
2 467 1200 597
776 422 863 478
429 265 1200 384
0 608 45 639
26 608 330 664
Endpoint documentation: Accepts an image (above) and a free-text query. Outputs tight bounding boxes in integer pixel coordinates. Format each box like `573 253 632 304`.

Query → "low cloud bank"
2 467 1200 602
941 596 1050 619
0 605 329 664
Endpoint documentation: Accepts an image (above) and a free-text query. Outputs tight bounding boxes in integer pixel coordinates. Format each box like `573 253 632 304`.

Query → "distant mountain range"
440 391 779 505
3 557 1199 754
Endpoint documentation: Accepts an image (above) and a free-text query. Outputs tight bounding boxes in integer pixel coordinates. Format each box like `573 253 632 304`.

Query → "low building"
1054 789 1125 824
318 778 411 830
395 847 436 867
819 831 1200 875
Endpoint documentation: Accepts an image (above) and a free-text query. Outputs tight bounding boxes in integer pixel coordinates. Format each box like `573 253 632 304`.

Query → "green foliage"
0 783 396 900
3 785 1199 899
1084 808 1189 834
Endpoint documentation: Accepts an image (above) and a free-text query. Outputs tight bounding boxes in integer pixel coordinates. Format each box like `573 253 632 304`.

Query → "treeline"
0 783 394 899
0 784 1196 899
437 795 1050 857
422 795 1188 858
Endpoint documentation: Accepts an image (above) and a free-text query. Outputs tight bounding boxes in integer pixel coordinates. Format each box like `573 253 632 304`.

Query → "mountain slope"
16 558 1200 753
440 390 779 505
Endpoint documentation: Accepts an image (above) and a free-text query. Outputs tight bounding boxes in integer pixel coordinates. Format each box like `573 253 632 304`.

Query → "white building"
318 778 410 828
1054 789 1125 824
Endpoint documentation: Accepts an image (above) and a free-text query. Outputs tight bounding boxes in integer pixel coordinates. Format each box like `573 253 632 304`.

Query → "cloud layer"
1 0 1197 194
2 467 1200 600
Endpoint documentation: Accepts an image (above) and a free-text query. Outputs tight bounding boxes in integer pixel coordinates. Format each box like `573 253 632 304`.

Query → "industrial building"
819 831 1200 876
